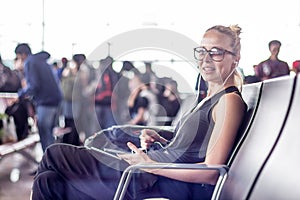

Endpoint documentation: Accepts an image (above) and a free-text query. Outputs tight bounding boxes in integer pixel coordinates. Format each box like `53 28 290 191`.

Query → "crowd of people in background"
0 38 299 148
0 44 182 149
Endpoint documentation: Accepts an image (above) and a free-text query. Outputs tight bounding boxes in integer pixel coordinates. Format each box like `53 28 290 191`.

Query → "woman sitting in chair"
31 24 246 200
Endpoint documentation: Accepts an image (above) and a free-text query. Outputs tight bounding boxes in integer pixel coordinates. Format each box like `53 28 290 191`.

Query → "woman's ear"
234 61 238 64
232 60 239 69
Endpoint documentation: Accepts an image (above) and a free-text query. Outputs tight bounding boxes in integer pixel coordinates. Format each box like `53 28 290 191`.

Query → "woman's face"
198 30 237 85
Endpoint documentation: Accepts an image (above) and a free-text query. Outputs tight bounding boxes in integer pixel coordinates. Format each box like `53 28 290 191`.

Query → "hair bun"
229 24 242 36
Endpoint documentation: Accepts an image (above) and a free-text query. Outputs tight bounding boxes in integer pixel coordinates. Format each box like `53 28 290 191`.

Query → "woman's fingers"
117 142 150 165
127 142 143 154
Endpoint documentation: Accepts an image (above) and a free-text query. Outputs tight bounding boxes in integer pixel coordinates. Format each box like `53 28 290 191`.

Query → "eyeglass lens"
194 47 226 62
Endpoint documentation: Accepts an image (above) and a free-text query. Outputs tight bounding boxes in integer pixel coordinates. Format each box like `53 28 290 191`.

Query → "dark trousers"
32 144 214 200
32 143 127 200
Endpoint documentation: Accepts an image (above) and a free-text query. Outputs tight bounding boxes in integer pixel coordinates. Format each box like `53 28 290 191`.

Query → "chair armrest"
0 92 18 98
110 124 176 135
114 163 229 200
84 125 176 148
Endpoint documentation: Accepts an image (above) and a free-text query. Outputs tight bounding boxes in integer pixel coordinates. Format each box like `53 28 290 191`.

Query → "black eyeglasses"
194 47 236 62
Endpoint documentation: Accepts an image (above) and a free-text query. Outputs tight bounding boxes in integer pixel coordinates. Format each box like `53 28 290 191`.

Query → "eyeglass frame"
193 46 236 62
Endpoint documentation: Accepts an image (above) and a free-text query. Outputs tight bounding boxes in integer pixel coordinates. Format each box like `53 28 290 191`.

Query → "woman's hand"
118 142 155 165
139 129 161 149
139 129 169 149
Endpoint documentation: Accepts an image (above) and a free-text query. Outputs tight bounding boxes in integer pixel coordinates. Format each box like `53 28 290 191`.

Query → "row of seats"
220 74 296 199
248 75 300 199
113 74 300 199
0 93 40 164
0 133 40 164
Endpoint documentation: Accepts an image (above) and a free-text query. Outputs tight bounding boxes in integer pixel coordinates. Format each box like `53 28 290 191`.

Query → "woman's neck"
207 82 235 97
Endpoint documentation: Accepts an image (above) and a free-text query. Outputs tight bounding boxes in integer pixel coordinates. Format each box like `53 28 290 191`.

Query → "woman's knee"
32 171 66 200
38 143 74 171
44 143 73 156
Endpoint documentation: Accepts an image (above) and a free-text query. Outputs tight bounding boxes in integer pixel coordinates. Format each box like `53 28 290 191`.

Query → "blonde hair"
206 24 243 91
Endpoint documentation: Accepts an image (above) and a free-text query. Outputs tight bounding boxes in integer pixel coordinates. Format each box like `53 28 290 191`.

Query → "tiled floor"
0 144 42 200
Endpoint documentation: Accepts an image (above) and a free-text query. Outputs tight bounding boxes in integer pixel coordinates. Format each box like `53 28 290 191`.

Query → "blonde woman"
32 25 246 200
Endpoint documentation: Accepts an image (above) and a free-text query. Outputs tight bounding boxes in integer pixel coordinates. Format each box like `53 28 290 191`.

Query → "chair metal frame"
113 163 229 200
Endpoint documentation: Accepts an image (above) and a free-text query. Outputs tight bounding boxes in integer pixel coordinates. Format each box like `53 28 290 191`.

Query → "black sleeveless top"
148 86 246 163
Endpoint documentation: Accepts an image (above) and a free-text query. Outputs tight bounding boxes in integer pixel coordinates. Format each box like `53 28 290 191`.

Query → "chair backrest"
226 81 263 166
171 93 197 126
218 76 295 200
248 75 300 199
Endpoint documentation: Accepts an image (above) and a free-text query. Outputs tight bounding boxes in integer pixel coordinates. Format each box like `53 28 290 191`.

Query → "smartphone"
90 147 123 160
103 148 129 155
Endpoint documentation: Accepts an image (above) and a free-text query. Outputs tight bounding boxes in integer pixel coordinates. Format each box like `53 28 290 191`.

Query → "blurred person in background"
127 74 150 126
94 56 119 133
63 54 101 140
60 55 83 145
113 61 137 125
156 77 181 126
255 40 290 81
292 60 300 74
54 57 68 80
15 43 62 152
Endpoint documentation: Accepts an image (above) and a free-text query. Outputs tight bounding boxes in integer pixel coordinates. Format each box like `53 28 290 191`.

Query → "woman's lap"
34 143 124 199
33 144 215 200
